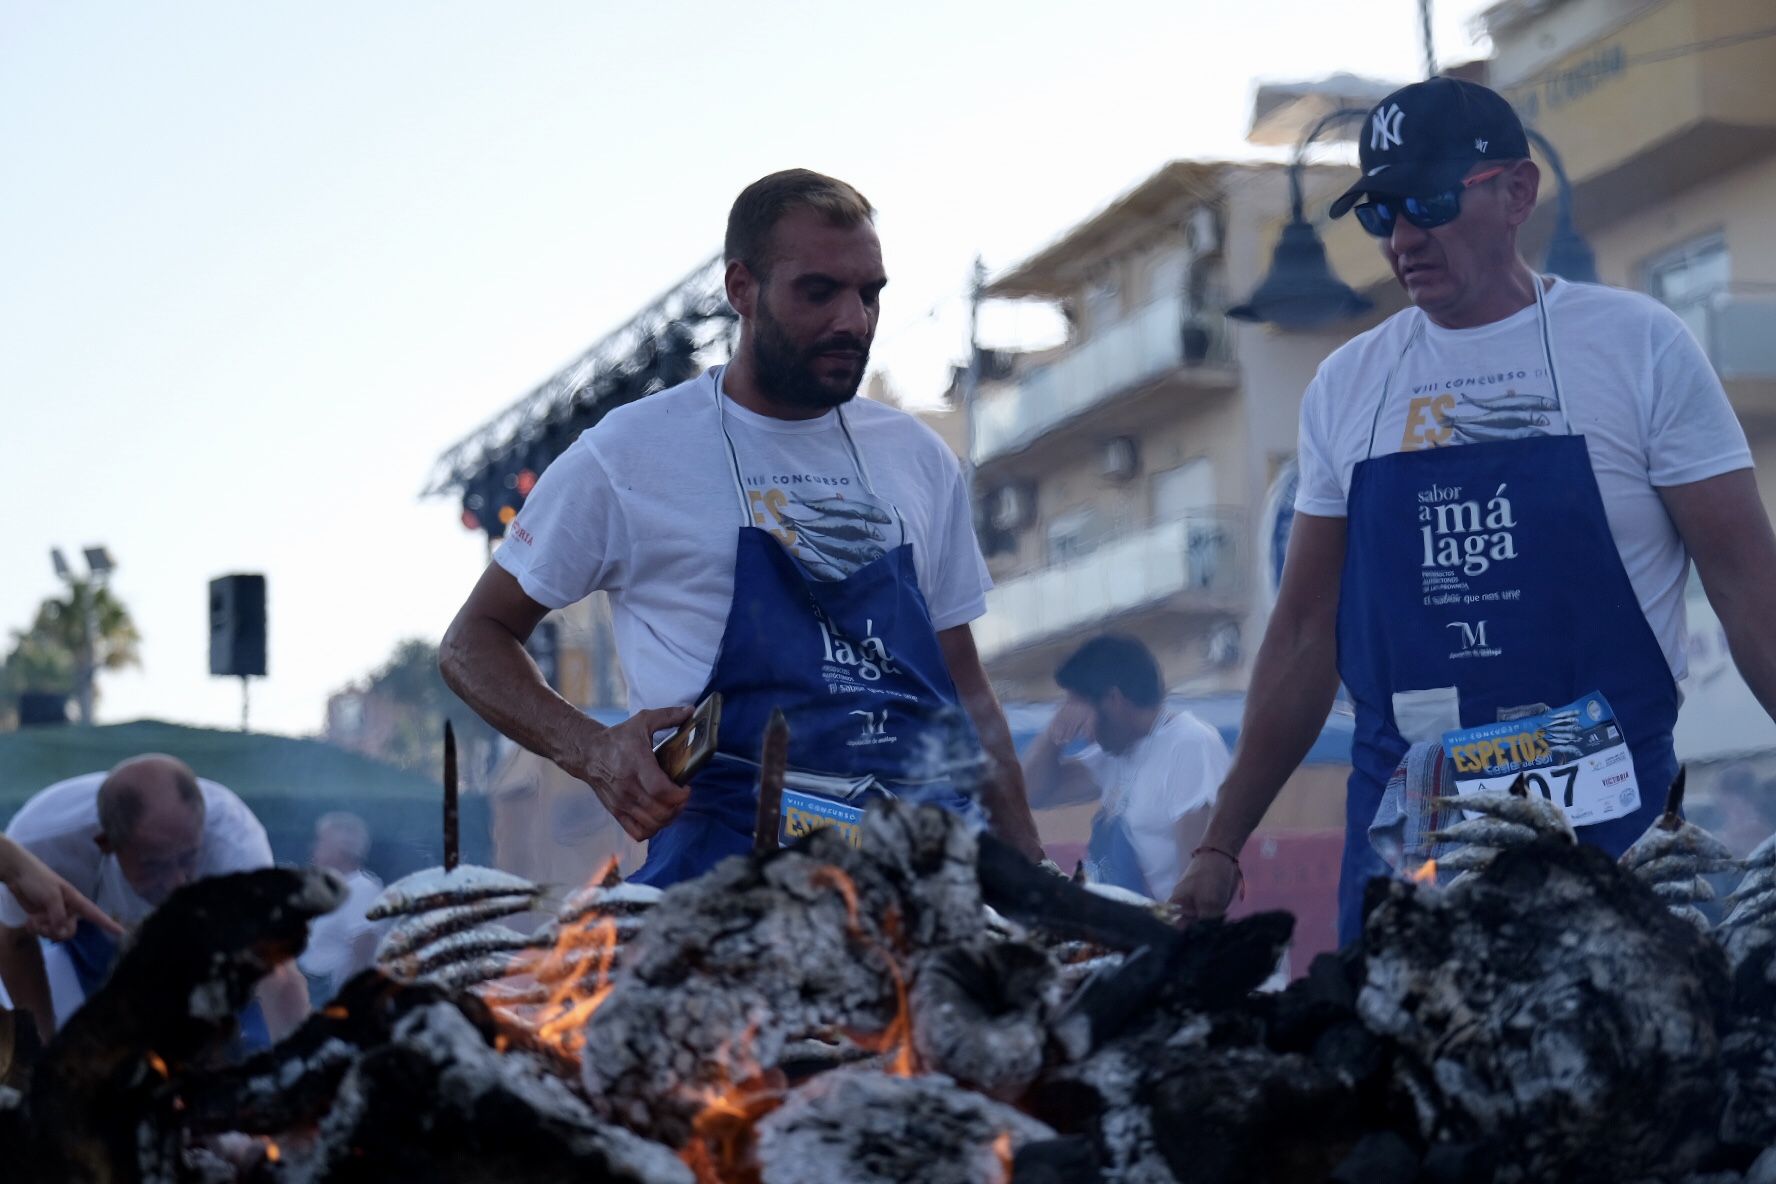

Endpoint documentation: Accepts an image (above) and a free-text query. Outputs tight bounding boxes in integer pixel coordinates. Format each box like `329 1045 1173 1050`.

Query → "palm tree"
2 581 141 722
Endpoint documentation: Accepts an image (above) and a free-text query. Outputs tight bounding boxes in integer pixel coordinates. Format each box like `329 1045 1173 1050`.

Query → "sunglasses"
1353 165 1510 237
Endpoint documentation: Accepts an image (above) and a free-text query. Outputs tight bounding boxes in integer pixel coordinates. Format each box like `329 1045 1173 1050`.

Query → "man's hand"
560 706 696 841
1044 699 1095 748
1170 847 1242 924
0 836 122 942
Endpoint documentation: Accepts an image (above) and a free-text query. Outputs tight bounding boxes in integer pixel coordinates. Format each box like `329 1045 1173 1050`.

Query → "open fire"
8 791 1776 1183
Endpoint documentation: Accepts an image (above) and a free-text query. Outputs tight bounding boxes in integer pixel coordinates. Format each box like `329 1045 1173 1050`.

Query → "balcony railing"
969 293 1231 465
1669 284 1776 380
974 512 1240 661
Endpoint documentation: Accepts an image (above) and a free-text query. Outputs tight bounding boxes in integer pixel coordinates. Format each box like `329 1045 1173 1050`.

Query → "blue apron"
66 917 272 1054
1085 809 1150 896
631 380 980 887
1334 279 1678 943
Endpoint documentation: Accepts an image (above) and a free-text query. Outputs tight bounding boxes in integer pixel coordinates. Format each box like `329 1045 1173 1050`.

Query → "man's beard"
751 295 870 411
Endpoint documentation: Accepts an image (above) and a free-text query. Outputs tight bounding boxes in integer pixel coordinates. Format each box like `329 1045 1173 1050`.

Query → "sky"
0 0 1494 736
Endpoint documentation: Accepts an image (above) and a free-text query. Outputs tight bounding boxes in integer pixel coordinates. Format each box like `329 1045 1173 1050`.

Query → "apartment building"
966 160 1359 703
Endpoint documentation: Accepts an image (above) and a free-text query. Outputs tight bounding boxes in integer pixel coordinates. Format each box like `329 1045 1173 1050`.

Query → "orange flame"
321 1005 349 1021
681 1022 782 1184
810 866 918 1076
487 863 628 1061
1410 859 1439 885
264 1139 282 1164
991 1131 1013 1182
145 1051 169 1078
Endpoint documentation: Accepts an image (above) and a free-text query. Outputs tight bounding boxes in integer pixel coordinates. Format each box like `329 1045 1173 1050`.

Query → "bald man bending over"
0 755 308 1041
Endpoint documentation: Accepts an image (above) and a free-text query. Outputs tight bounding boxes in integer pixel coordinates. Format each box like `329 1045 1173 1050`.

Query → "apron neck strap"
710 366 904 534
1363 274 1569 460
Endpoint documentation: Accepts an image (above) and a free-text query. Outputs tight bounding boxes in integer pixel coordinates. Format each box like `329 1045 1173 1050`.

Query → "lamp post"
1228 107 1375 330
49 546 115 727
1230 110 1600 330
1526 127 1599 284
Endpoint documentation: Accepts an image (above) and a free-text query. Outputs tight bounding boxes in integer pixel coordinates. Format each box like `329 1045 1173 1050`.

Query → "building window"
1046 506 1104 563
1152 458 1215 522
1645 234 1729 345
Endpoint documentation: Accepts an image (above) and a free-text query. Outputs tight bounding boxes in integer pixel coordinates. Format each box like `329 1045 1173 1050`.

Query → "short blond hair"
725 169 874 277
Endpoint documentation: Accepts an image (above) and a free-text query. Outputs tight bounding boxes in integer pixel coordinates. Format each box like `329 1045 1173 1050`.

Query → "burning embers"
24 786 1776 1183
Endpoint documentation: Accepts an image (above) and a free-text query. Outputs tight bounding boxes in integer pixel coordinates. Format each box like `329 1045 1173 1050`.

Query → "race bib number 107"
1441 692 1641 827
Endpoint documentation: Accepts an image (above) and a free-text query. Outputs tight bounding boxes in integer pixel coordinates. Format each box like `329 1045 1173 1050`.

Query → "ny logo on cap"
1371 103 1405 152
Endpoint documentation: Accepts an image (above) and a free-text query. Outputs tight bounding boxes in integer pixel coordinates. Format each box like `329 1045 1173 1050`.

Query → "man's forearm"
975 712 1046 860
0 926 55 1038
1020 732 1067 809
440 615 602 762
1202 620 1341 854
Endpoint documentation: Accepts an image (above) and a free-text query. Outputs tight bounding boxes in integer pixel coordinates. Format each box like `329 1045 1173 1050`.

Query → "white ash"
909 940 1060 1100
366 865 540 921
1051 1044 1179 1184
1358 844 1727 1181
188 979 233 1021
753 1068 1054 1184
580 800 984 1144
281 1001 691 1184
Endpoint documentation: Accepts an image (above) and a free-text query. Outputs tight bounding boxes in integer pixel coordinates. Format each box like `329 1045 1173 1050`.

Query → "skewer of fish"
380 924 544 981
1620 769 1741 915
376 895 540 962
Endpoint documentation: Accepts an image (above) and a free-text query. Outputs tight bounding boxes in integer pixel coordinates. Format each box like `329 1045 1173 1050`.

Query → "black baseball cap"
1329 77 1530 219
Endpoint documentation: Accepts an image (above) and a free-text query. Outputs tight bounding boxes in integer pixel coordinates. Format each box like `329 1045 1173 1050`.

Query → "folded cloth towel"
1368 741 1460 872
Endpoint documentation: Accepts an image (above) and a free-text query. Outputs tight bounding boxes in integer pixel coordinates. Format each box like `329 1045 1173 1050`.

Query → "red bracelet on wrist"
1192 844 1247 900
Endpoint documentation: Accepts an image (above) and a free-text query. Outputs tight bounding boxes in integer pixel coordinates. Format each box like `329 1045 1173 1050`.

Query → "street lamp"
1526 127 1599 284
1228 107 1375 330
1230 109 1601 330
49 545 115 727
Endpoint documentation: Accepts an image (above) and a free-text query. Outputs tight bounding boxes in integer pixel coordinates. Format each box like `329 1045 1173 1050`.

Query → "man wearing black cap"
1174 77 1776 942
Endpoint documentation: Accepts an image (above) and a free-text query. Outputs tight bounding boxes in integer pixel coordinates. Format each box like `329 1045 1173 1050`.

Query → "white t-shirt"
1076 711 1231 899
0 773 274 929
299 867 385 992
1295 278 1752 681
495 367 992 713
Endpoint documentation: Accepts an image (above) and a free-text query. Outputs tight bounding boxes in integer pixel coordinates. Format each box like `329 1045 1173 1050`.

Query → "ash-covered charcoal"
23 868 346 1184
374 895 538 962
1141 1039 1368 1184
1669 904 1715 931
1721 1018 1776 1150
1358 841 1730 1182
752 1068 1055 1184
580 800 984 1144
909 940 1060 1100
365 865 541 922
173 972 464 1136
279 1000 692 1184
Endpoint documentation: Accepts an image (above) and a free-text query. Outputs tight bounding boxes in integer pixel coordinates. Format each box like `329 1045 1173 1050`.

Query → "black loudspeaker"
209 574 267 677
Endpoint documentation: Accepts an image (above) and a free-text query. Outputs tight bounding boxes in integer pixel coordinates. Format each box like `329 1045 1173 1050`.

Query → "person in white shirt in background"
298 811 387 1005
0 755 308 1041
1022 635 1231 900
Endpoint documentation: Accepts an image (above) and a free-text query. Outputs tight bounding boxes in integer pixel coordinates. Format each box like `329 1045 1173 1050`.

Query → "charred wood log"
910 940 1059 1100
1358 840 1730 1182
579 801 984 1145
278 1000 691 1184
751 1068 1056 1184
22 867 345 1184
172 972 489 1135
